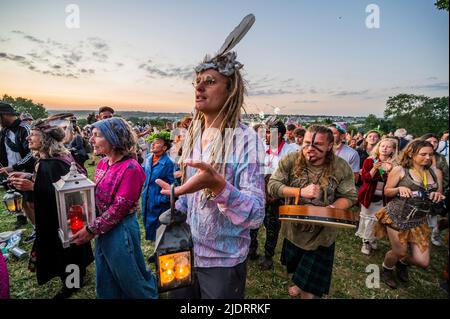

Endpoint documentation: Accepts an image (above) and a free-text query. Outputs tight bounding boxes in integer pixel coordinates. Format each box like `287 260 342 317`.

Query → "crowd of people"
0 14 448 300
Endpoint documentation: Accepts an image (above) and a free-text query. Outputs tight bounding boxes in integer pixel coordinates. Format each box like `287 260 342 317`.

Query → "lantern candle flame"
69 205 84 234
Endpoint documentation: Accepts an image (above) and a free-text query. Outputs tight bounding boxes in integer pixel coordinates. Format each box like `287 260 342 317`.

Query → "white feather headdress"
195 14 256 76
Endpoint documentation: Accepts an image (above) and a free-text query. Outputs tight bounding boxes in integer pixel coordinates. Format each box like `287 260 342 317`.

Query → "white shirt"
437 140 449 165
5 130 23 167
264 141 299 175
335 144 360 173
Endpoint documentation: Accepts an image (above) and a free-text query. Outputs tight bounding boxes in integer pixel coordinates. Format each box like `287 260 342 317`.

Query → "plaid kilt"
281 239 335 297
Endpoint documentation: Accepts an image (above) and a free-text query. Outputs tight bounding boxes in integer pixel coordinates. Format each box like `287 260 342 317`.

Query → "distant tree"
77 118 88 128
435 0 449 11
363 114 380 132
362 114 394 135
1 94 48 120
384 94 449 136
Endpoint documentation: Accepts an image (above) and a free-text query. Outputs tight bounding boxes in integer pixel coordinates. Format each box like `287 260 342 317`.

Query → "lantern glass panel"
64 191 90 236
158 251 192 290
3 191 23 213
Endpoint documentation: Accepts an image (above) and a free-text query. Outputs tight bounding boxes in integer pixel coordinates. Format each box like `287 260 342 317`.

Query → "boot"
361 241 371 255
431 227 443 247
14 215 28 229
381 265 397 289
259 256 273 270
396 260 409 283
248 247 259 261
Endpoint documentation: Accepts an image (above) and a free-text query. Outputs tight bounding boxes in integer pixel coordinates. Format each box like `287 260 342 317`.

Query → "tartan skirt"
281 239 335 297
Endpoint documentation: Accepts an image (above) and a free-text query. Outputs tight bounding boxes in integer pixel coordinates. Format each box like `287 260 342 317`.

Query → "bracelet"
85 225 94 235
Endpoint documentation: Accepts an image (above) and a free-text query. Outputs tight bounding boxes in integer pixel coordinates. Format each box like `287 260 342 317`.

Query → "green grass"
1 161 448 299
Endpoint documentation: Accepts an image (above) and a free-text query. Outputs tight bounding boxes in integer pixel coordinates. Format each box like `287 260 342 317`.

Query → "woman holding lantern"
8 119 93 299
71 117 158 299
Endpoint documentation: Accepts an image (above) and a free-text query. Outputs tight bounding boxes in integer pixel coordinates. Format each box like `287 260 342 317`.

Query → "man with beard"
0 102 36 236
268 125 357 299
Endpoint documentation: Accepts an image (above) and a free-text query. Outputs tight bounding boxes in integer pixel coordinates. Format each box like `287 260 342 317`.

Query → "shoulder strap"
52 156 87 175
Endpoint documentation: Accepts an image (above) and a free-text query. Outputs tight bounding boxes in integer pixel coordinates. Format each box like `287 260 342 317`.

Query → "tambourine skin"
278 205 357 229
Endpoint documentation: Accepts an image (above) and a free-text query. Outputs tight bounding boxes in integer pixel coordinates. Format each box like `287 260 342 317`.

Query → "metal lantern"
2 189 23 214
53 162 96 248
153 185 193 292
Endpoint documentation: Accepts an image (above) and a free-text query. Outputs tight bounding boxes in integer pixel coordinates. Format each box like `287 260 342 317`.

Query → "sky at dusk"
0 0 448 116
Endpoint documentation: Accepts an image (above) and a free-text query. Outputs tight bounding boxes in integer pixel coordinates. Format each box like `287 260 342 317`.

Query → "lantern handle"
170 184 176 223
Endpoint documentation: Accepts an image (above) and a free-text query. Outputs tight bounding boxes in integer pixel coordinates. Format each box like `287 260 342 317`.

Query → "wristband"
85 225 94 235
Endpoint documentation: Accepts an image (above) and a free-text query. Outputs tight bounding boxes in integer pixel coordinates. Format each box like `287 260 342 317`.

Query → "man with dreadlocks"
156 14 264 299
268 125 357 299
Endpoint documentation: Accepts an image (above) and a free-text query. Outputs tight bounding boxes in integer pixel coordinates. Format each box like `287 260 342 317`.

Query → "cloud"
247 76 308 96
24 35 45 44
332 89 370 97
388 82 449 92
0 52 26 62
87 37 109 51
4 30 119 79
139 60 194 80
293 99 320 104
409 82 449 91
426 76 438 81
248 89 294 96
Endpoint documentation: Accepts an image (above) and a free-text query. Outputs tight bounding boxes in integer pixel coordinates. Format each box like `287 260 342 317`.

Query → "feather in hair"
216 14 256 58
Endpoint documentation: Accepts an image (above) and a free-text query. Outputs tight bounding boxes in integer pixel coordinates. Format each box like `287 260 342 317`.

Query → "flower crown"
146 131 172 143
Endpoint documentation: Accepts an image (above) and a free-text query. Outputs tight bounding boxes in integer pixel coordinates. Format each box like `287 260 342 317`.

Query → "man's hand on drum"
301 184 321 199
156 159 226 197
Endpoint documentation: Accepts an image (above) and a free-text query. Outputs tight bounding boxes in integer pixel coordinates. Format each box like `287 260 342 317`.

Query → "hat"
0 102 19 115
31 117 66 142
20 112 34 121
333 122 347 134
98 106 114 114
46 113 74 127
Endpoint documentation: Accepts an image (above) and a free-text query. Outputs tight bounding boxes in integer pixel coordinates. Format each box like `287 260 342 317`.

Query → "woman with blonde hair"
155 14 265 299
356 138 398 255
375 140 445 289
8 119 93 298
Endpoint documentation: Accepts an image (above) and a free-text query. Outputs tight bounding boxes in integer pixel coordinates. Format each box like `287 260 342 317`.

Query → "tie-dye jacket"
175 123 265 268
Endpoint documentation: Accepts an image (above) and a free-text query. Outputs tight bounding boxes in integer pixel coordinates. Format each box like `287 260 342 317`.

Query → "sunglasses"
192 74 216 88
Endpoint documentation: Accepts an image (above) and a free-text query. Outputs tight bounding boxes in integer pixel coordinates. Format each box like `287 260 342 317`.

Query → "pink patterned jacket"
89 157 146 235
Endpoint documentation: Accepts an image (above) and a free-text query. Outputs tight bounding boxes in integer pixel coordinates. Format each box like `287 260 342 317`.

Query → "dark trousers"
169 261 247 299
249 201 281 259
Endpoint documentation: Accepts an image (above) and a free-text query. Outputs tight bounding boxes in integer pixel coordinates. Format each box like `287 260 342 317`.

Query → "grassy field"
0 162 448 299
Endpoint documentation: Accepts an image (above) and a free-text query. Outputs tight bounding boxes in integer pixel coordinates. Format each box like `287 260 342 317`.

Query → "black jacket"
0 119 35 172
